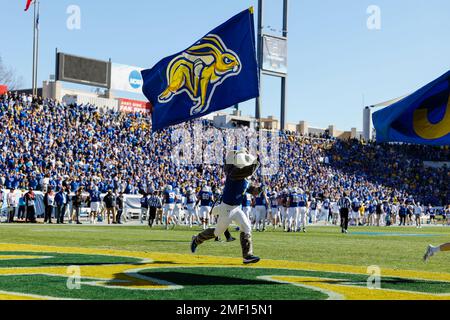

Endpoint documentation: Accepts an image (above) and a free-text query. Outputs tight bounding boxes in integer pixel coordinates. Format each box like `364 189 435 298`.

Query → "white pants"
163 204 175 217
287 207 299 229
213 203 252 237
174 204 183 219
280 207 288 222
242 206 252 220
298 207 307 228
310 209 317 223
186 204 197 219
140 207 148 222
254 206 267 225
199 206 211 220
320 208 329 221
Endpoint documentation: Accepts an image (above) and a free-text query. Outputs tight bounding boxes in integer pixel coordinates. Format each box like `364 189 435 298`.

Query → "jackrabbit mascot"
191 148 262 264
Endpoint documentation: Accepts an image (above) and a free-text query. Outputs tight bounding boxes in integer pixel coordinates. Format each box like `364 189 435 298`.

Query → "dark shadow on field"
107 271 275 287
144 240 190 243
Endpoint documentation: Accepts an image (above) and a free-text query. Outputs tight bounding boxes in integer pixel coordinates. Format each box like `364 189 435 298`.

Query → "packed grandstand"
0 91 448 212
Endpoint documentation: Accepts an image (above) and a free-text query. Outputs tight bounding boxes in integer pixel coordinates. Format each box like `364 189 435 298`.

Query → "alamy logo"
158 34 242 116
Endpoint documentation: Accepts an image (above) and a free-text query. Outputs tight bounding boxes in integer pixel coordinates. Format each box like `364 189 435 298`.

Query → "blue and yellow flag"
373 70 450 146
141 8 259 131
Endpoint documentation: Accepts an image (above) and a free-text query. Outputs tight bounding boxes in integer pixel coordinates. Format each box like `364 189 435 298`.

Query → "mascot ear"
235 153 257 169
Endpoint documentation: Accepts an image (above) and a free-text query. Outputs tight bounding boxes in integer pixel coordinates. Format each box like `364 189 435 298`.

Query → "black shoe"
215 237 221 242
226 237 236 243
77 222 82 225
243 255 261 265
191 236 198 253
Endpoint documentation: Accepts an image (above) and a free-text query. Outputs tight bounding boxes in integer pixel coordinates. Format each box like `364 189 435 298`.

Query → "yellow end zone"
0 243 449 300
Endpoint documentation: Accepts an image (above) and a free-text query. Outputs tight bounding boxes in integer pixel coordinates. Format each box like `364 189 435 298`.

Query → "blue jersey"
270 197 278 208
175 193 183 204
255 194 266 207
322 200 330 210
199 191 213 207
186 193 197 204
140 196 149 208
242 193 252 207
222 179 250 206
298 194 307 207
164 191 175 204
89 190 101 203
289 193 300 208
310 201 317 210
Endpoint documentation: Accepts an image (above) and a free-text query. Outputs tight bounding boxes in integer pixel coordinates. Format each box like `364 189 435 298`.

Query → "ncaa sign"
129 70 143 90
111 63 145 94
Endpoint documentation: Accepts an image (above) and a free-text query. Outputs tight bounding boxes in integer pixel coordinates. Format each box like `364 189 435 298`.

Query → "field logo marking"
0 243 450 300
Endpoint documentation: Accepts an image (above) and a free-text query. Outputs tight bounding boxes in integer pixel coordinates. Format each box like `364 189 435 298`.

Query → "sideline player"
241 192 253 221
163 185 176 229
279 190 288 230
309 197 318 225
185 187 198 228
191 148 261 265
173 188 184 227
424 242 450 262
297 189 308 233
269 191 280 229
197 185 214 230
351 196 361 227
286 188 299 232
139 191 149 224
253 187 269 232
88 186 102 224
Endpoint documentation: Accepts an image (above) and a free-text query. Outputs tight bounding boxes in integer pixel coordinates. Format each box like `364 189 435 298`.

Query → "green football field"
0 224 449 300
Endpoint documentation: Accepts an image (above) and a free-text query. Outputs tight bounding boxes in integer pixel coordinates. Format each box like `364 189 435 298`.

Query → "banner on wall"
111 64 145 94
118 98 152 113
0 85 8 95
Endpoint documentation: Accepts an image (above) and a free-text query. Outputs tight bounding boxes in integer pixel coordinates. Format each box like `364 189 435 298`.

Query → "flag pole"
32 0 36 96
34 1 40 96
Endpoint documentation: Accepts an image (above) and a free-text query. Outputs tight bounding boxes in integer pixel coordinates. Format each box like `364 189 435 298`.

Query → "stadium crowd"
0 92 448 227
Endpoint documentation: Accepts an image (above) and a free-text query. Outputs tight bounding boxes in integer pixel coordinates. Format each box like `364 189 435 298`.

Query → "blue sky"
1 0 449 130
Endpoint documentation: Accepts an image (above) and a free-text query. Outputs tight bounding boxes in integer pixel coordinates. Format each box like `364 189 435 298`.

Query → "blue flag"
141 8 259 131
373 70 450 146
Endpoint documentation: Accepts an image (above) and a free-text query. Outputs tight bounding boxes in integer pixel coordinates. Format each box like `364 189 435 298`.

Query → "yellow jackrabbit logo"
158 34 242 116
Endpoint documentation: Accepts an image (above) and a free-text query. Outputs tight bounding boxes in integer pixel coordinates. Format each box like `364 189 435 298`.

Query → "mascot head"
226 147 257 169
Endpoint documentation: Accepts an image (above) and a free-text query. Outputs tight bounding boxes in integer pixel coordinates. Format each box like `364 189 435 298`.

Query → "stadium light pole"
255 0 264 123
31 0 37 95
280 0 288 131
34 1 40 96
